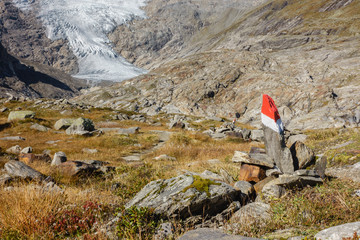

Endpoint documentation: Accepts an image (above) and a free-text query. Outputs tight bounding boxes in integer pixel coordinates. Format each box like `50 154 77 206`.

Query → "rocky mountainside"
0 0 85 98
75 0 360 130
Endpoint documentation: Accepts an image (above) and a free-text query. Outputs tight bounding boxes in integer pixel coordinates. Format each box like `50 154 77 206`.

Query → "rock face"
74 0 360 131
8 111 35 121
314 221 360 240
0 1 85 99
126 173 242 220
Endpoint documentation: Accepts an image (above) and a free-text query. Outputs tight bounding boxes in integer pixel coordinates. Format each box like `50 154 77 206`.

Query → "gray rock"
0 174 13 185
82 148 98 154
126 173 241 219
294 169 319 177
54 118 76 130
232 151 274 168
210 132 227 139
234 181 254 195
250 130 264 142
51 152 67 166
315 221 360 240
20 147 33 154
230 202 271 225
290 141 315 169
8 111 35 121
266 174 323 189
122 154 141 162
65 117 95 135
6 145 22 154
200 170 226 182
178 228 263 240
241 129 252 140
30 123 50 132
325 162 360 183
5 160 44 180
220 168 234 184
117 127 140 135
287 134 308 147
263 125 295 174
0 107 8 112
0 136 25 141
261 183 286 199
266 166 282 177
153 154 176 161
155 222 173 240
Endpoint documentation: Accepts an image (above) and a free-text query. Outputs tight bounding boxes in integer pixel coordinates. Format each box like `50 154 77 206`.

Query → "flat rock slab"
0 136 25 141
325 162 360 183
126 173 240 219
315 221 360 240
233 151 274 168
266 175 323 188
230 202 271 225
178 228 264 240
5 160 44 181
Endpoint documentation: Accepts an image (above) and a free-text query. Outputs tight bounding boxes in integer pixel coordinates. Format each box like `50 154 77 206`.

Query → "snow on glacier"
12 0 148 82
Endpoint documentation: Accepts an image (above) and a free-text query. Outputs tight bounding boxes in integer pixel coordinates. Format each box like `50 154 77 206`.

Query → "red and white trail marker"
261 94 284 134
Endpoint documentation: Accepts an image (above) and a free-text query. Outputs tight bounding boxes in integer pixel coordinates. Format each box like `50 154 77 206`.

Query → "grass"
0 100 359 239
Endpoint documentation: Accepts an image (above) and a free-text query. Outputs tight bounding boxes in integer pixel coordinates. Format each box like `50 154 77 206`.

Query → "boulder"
325 162 360 183
65 117 95 135
230 202 271 226
314 221 360 240
125 173 241 219
238 164 266 183
30 123 50 132
54 118 75 130
250 130 264 142
51 151 67 166
178 228 264 240
6 145 22 154
117 127 140 135
263 125 295 174
290 141 315 169
8 111 35 121
4 160 44 181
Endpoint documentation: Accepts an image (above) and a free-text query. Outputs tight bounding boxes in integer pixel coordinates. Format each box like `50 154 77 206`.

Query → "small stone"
153 154 176 161
0 107 8 112
261 183 286 199
51 152 67 166
0 136 25 141
20 147 33 154
6 145 22 154
30 123 50 132
82 148 98 154
234 181 254 195
294 169 319 177
230 202 271 226
155 222 173 240
290 141 315 169
117 127 140 135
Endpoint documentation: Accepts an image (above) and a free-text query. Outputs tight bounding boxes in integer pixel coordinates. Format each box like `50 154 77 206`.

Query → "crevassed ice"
12 0 148 82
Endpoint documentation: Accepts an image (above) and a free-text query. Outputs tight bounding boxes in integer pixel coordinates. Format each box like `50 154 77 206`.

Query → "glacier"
12 0 148 82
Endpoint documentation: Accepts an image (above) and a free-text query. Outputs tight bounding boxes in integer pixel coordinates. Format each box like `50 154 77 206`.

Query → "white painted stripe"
261 113 284 134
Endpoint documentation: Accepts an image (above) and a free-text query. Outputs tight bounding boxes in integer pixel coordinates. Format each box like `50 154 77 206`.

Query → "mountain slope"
75 0 360 130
